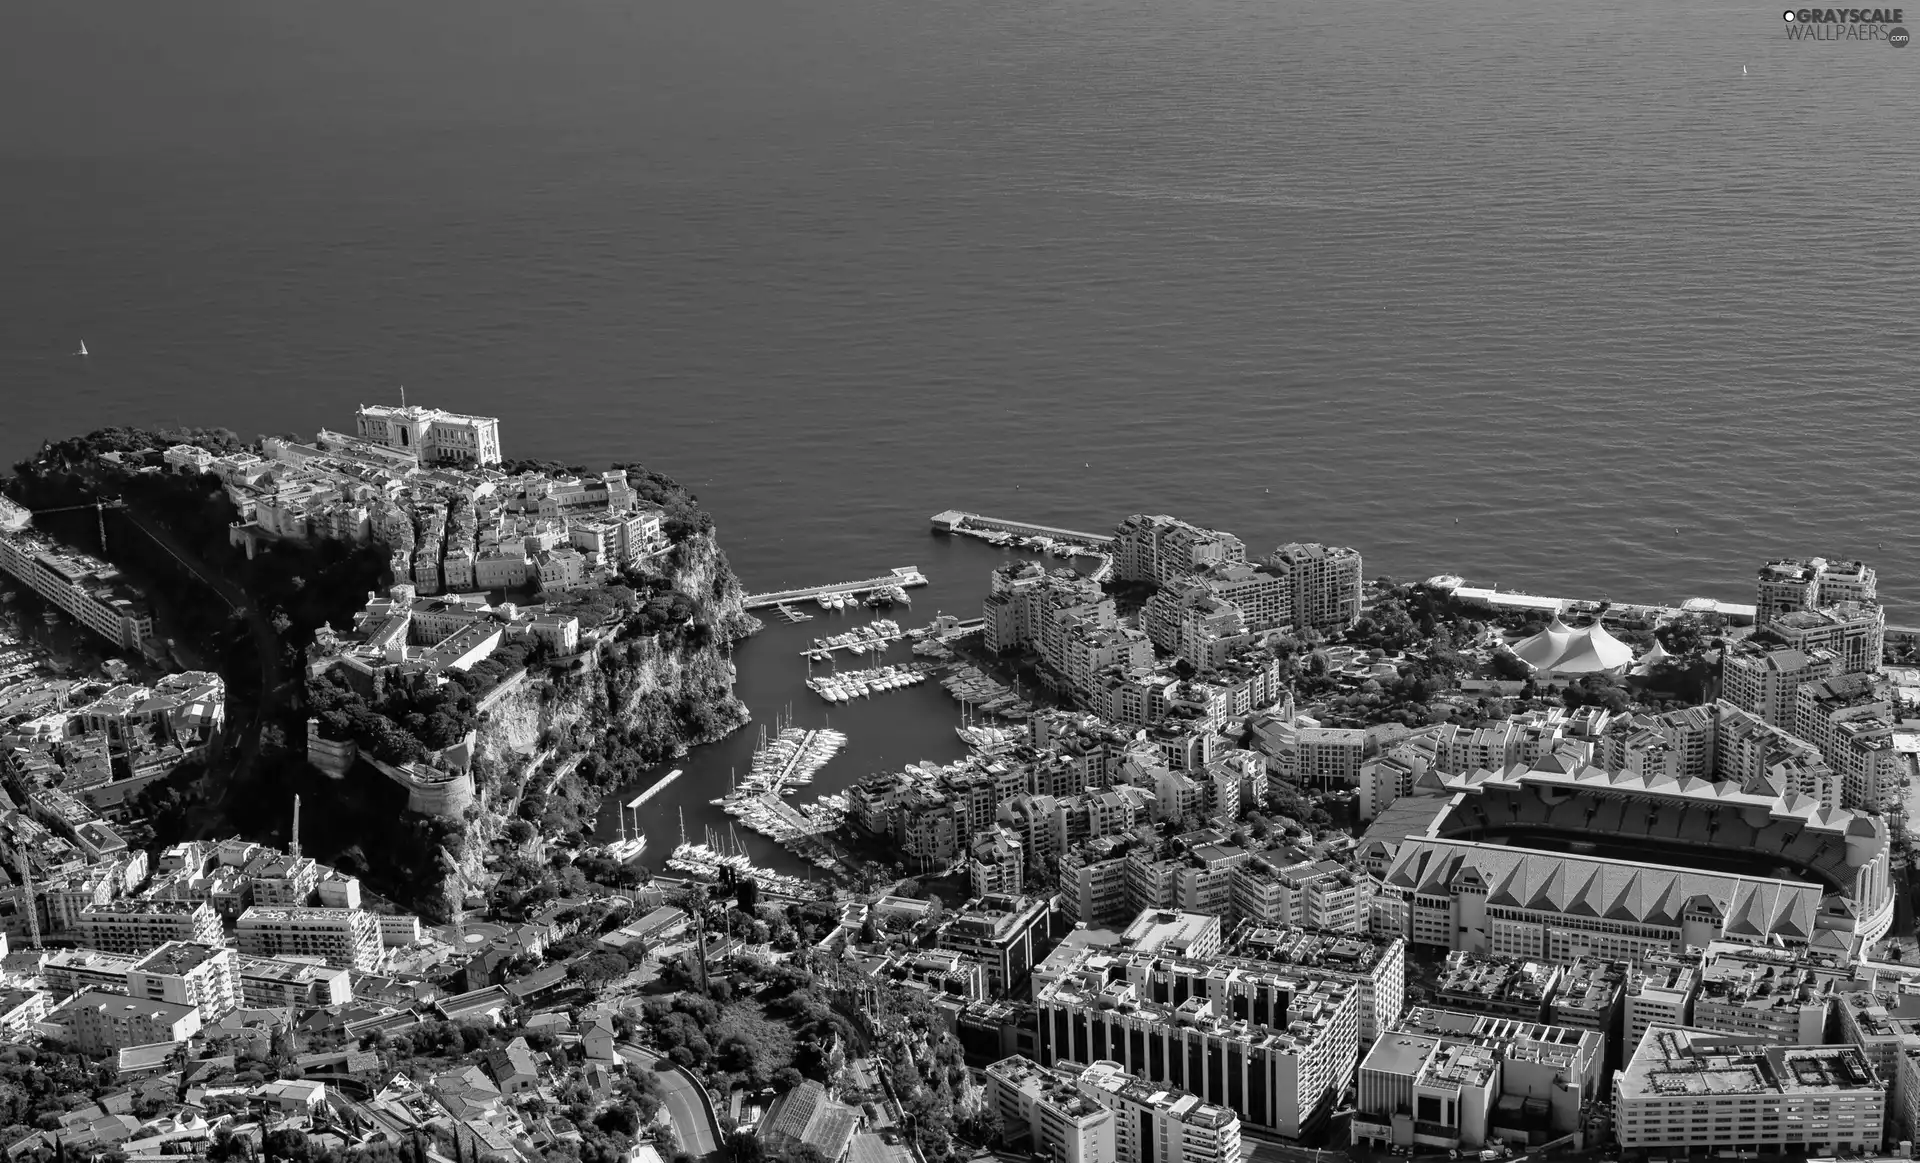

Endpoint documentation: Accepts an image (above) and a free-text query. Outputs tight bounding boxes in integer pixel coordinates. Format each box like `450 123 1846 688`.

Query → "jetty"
743 566 928 611
930 511 1116 548
628 767 685 810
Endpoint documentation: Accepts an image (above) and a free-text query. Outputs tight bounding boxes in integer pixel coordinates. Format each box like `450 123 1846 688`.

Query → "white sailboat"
74 341 88 357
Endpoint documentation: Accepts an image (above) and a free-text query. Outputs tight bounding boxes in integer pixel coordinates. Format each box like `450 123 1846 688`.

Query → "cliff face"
451 528 757 900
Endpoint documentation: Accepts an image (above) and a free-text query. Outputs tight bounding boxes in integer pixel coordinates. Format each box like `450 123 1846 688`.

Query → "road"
617 1043 721 1160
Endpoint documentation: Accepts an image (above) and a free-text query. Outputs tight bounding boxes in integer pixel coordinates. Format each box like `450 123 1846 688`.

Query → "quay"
743 566 928 611
931 510 1116 547
1426 576 1758 623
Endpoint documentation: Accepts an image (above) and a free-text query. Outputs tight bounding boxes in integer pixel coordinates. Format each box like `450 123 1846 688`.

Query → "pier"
930 510 1116 548
628 767 686 810
743 566 928 611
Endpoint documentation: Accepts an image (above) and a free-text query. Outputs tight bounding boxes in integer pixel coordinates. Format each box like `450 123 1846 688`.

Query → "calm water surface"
1 0 1913 867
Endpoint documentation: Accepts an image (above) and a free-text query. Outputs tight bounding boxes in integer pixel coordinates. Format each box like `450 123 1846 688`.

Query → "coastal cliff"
427 526 757 907
3 427 759 916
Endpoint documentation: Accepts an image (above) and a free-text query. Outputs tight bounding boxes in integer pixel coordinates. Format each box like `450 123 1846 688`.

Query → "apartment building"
1036 946 1361 1138
1226 922 1407 1044
57 990 203 1056
1722 642 1843 727
1112 516 1247 587
125 941 239 1022
1269 543 1363 632
1070 1058 1244 1163
985 1055 1116 1163
1615 1027 1884 1156
235 954 355 1009
1755 558 1877 629
1296 727 1369 789
40 949 140 999
0 528 155 652
236 906 384 971
1770 602 1886 677
1625 950 1703 1051
76 900 223 956
1795 674 1901 810
970 828 1027 899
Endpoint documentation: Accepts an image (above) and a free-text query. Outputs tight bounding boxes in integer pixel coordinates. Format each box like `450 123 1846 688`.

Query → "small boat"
74 341 89 357
816 594 833 609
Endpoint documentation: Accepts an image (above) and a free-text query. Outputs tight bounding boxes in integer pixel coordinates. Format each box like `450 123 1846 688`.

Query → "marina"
805 618 907 658
692 721 863 875
742 566 928 611
665 813 826 899
806 662 934 703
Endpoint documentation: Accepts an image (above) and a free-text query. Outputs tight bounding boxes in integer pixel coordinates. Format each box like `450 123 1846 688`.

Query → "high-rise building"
125 941 239 1022
1721 642 1843 727
1755 558 1877 628
1270 543 1363 632
1770 602 1886 676
1794 674 1901 810
1112 516 1248 587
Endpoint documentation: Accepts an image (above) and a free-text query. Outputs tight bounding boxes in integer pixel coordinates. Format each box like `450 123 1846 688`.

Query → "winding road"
617 1043 722 1160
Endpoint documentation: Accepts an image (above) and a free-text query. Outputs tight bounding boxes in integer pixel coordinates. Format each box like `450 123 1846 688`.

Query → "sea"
1 0 1914 874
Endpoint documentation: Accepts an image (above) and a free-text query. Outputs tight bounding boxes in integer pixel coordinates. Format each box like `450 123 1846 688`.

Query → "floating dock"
930 510 1116 547
744 566 928 611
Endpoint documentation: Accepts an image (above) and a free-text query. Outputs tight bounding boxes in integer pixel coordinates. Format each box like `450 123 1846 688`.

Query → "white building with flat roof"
236 906 383 971
1616 1026 1885 1156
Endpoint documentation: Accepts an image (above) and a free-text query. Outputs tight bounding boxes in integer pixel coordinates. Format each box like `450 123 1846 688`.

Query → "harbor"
742 566 928 611
591 532 1051 881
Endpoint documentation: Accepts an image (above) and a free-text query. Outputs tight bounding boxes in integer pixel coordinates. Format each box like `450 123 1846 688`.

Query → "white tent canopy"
1513 616 1633 675
1631 637 1672 676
